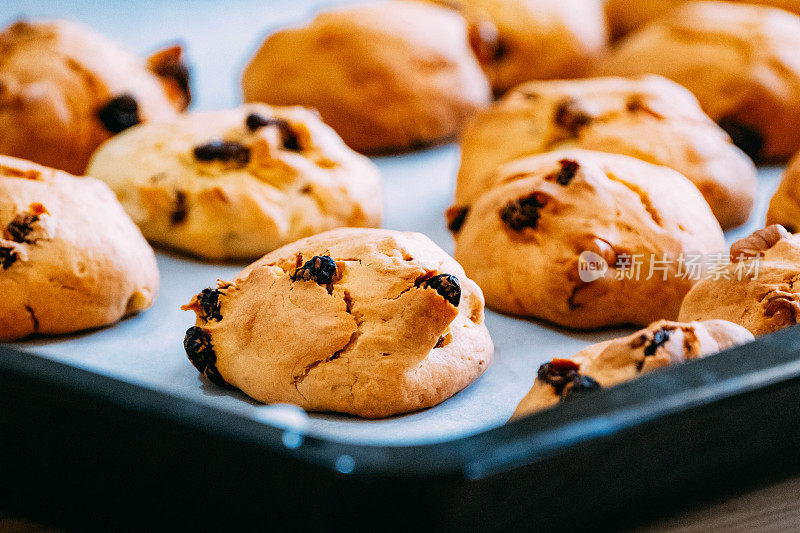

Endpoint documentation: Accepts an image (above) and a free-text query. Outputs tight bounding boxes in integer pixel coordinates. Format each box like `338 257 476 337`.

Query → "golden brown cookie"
455 75 757 228
86 104 382 261
241 0 491 153
766 154 800 233
0 156 159 341
0 19 189 175
450 149 726 329
511 319 753 418
182 228 493 418
596 1 800 161
426 0 608 94
679 225 800 336
606 0 800 38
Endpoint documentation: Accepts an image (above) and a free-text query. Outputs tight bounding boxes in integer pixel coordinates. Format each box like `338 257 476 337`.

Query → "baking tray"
4 0 800 530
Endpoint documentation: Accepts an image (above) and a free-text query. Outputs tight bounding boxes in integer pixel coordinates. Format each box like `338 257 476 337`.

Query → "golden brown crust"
0 156 159 341
182 228 493 418
596 1 800 161
452 149 726 329
679 227 800 336
426 0 608 94
767 155 800 233
0 19 187 175
456 75 757 228
241 0 491 153
86 104 382 260
511 319 753 418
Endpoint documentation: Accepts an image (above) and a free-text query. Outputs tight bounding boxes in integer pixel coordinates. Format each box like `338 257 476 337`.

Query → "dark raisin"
420 273 461 307
500 193 546 231
97 94 140 133
446 206 469 233
292 255 337 285
537 358 580 393
554 98 592 136
643 328 670 356
153 59 190 101
245 113 301 151
170 190 188 224
555 159 579 186
561 374 602 402
197 288 223 321
183 326 227 386
193 140 251 166
5 213 39 243
0 246 18 269
718 117 764 161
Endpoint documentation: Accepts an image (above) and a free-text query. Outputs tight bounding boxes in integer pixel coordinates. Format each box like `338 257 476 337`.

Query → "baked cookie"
86 104 382 260
182 227 493 418
426 0 608 94
0 19 189 175
679 225 800 336
241 0 491 153
511 319 753 418
606 0 800 38
455 75 756 228
0 156 158 341
766 154 800 233
595 1 800 161
451 149 726 329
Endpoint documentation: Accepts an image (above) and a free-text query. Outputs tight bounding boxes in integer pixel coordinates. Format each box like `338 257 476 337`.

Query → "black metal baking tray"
3 324 800 531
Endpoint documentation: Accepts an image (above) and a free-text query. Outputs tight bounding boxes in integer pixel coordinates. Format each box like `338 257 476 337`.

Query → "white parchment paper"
2 0 784 445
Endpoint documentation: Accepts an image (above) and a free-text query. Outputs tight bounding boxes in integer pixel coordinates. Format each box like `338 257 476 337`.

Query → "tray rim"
4 322 800 480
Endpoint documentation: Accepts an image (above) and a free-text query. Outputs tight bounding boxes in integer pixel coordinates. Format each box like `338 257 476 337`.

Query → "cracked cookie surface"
451 149 725 329
456 75 757 228
0 19 188 175
0 155 158 341
512 319 753 418
86 104 382 260
595 1 800 161
241 0 491 153
182 227 493 418
679 225 800 336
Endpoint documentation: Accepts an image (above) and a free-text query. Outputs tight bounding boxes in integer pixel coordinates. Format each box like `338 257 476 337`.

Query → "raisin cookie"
511 319 753 418
679 225 800 336
426 0 608 94
241 0 491 153
455 76 757 229
86 104 382 261
595 1 800 161
0 156 158 341
182 227 493 418
766 154 800 233
451 149 725 329
0 19 189 175
606 0 800 38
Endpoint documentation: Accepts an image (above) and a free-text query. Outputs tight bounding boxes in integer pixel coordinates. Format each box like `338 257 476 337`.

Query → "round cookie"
451 149 726 329
426 0 608 94
86 104 382 261
595 1 800 161
241 0 491 153
511 319 753 418
0 19 190 175
679 225 800 336
767 154 800 233
454 75 757 229
182 228 493 419
606 0 800 38
0 156 159 341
